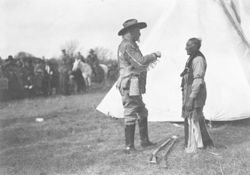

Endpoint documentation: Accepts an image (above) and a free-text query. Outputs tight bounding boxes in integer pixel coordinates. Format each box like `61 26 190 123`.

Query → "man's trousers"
121 90 148 125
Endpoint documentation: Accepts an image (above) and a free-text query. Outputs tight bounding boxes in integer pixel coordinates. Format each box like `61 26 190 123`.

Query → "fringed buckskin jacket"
116 38 157 96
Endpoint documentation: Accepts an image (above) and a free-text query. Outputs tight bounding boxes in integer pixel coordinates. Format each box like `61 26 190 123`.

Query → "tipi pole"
218 0 250 49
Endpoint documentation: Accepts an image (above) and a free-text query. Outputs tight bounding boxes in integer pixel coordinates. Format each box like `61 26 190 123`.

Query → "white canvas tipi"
97 0 250 122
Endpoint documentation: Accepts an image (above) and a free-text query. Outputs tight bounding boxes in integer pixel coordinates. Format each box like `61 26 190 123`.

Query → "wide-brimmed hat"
118 19 147 36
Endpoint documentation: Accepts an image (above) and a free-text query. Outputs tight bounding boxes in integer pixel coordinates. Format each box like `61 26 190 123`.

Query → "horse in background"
72 58 92 89
99 64 109 82
69 69 86 94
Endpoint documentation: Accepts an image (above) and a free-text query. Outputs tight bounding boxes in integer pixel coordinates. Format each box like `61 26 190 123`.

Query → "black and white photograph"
1 0 250 174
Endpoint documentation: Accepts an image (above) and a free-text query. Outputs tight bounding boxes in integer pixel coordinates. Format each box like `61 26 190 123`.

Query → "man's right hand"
154 51 161 58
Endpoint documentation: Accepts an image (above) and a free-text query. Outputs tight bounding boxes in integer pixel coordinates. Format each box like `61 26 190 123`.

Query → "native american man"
181 38 214 153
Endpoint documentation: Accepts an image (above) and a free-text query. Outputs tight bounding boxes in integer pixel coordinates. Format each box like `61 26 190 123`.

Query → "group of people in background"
0 49 118 101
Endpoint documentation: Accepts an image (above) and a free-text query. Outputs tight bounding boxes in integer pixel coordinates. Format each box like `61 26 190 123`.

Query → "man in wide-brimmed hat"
116 19 161 153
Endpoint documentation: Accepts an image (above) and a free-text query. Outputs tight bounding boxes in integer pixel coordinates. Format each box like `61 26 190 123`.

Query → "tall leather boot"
138 117 156 147
124 124 136 153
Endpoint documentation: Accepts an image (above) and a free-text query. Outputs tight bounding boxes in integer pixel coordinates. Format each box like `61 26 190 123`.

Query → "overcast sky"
1 0 167 58
1 0 249 59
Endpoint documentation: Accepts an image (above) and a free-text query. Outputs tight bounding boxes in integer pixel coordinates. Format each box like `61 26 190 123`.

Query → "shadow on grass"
207 118 250 148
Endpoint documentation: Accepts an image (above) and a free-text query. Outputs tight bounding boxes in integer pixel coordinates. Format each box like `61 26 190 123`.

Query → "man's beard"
135 38 140 43
133 36 140 43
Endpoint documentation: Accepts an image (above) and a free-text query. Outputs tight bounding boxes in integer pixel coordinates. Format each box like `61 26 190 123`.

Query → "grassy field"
0 86 250 175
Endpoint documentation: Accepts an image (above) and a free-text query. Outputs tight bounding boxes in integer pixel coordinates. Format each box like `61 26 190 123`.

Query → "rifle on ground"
163 136 178 168
149 135 177 164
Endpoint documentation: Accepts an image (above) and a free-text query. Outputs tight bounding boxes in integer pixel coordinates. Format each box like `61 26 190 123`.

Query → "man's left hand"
185 97 194 111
